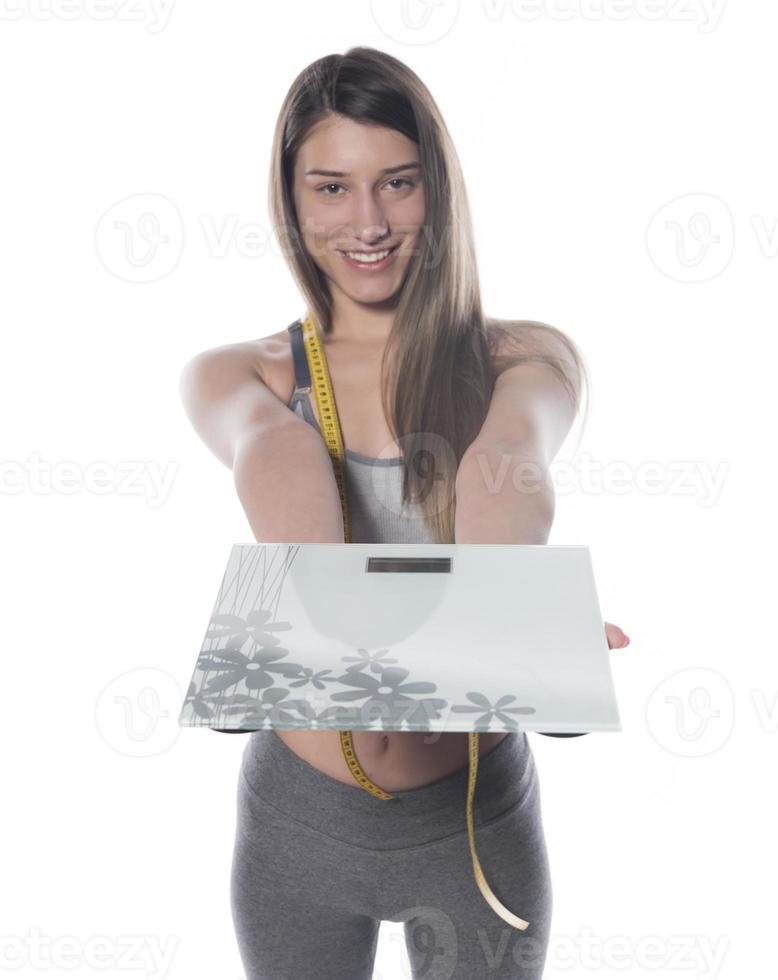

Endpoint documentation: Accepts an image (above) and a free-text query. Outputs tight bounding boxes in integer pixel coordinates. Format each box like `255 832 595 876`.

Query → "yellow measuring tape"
299 311 530 931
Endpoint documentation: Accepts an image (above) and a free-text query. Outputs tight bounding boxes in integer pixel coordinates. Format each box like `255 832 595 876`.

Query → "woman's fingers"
605 621 630 649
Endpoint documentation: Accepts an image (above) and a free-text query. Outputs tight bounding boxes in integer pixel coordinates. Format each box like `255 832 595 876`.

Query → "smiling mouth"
337 243 401 264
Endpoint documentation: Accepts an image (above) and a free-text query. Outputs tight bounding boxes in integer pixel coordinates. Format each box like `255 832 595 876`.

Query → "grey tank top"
286 319 433 545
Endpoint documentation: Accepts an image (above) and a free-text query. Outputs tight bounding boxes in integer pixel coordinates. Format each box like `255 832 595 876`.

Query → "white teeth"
343 247 393 263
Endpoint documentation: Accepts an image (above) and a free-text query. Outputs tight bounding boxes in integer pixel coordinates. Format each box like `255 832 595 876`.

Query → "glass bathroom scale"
178 543 621 735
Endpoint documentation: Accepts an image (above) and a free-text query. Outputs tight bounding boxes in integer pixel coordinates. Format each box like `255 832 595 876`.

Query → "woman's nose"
350 191 389 241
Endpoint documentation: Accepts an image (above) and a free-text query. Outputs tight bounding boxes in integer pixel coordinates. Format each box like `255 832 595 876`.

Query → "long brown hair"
269 46 589 543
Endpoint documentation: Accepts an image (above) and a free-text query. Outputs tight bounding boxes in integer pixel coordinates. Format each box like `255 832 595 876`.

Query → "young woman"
180 46 629 980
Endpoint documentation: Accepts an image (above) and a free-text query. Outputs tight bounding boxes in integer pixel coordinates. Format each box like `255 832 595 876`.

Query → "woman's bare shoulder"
486 318 582 374
486 317 580 364
178 328 299 467
180 328 293 394
251 328 296 402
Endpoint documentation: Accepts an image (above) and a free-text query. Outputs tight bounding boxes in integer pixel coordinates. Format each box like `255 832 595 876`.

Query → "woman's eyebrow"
304 161 421 178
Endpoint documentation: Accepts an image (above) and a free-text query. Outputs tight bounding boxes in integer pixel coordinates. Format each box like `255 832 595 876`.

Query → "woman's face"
292 113 425 308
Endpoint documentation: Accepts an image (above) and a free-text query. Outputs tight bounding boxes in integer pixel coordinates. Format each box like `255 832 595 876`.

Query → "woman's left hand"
605 621 630 650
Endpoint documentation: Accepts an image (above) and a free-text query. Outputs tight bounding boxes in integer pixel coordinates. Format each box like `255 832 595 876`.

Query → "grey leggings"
231 729 553 979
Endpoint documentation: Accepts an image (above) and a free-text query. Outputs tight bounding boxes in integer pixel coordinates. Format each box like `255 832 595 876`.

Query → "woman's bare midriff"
274 729 510 792
256 328 508 791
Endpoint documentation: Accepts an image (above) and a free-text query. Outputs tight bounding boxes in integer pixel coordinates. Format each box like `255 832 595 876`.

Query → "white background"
2 1 775 978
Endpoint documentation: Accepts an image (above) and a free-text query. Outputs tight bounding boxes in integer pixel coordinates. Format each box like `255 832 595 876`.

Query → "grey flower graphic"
341 648 399 674
205 610 292 650
207 687 309 727
328 665 439 727
183 679 216 722
451 692 536 731
200 646 303 693
395 697 448 728
286 667 340 690
331 665 436 703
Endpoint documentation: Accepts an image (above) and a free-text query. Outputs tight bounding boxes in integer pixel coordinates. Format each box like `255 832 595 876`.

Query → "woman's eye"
387 178 413 190
317 178 415 196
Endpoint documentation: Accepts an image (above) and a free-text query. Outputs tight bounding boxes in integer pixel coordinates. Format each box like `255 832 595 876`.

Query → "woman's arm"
454 358 589 736
179 342 344 543
453 440 555 545
232 423 344 543
179 343 344 733
455 438 583 736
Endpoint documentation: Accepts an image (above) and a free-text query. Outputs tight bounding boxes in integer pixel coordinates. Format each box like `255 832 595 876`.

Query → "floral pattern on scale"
179 545 538 733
